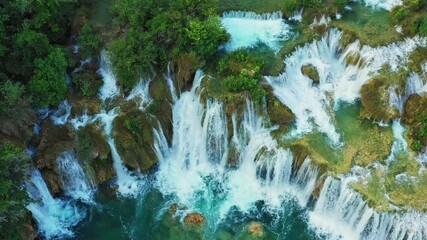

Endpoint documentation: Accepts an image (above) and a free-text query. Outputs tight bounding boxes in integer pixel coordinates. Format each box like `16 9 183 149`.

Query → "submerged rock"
247 222 264 238
184 213 205 225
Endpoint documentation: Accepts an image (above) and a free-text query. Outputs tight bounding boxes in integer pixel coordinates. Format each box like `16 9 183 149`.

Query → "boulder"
0 105 36 148
113 109 158 171
247 222 264 238
301 64 320 84
184 213 205 226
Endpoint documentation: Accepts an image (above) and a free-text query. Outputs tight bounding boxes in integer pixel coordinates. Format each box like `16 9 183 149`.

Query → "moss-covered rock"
301 64 320 84
407 47 427 74
148 76 173 143
403 94 427 125
75 124 114 184
36 120 75 196
403 94 427 152
184 213 205 226
0 104 36 149
113 109 158 171
360 75 401 122
247 222 264 238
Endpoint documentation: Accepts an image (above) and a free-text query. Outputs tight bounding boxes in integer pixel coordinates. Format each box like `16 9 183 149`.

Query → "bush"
28 47 68 108
0 80 24 114
419 15 427 36
392 7 409 22
0 143 31 240
78 24 101 58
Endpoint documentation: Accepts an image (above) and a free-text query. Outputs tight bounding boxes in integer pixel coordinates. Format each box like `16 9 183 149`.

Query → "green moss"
403 94 427 153
113 109 158 171
360 70 409 122
351 169 390 211
407 47 427 74
331 4 403 47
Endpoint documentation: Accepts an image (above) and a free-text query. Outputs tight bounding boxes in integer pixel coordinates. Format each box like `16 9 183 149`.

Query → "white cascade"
126 79 152 110
98 50 120 102
362 0 403 11
154 70 319 223
97 109 141 196
50 100 71 125
389 73 427 114
26 170 85 239
309 176 427 240
266 29 425 144
56 151 94 203
221 11 293 52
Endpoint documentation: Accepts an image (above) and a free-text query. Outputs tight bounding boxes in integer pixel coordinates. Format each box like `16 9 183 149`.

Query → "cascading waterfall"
56 151 94 203
221 11 293 51
50 100 72 125
126 79 152 110
389 73 427 114
97 109 142 196
266 29 425 144
309 175 427 240
154 70 319 227
26 170 85 239
98 50 120 102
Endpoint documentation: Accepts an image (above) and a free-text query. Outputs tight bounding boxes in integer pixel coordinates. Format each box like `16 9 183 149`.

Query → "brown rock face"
113 109 158 172
248 222 264 238
184 213 206 225
0 105 36 148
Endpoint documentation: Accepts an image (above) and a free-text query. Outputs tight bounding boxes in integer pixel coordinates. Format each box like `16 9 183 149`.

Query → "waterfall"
221 11 293 51
154 70 319 224
98 50 120 102
362 0 403 11
265 29 425 145
50 100 71 125
309 176 427 240
56 151 94 203
97 109 142 196
389 73 426 114
166 62 178 102
126 79 152 110
26 170 85 239
289 9 303 22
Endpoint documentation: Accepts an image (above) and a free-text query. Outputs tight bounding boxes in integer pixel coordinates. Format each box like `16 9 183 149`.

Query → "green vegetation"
0 80 25 115
109 0 229 90
78 24 101 59
218 50 266 104
390 0 427 37
28 47 69 108
0 143 31 240
360 68 409 122
354 152 427 211
403 94 427 153
332 4 403 47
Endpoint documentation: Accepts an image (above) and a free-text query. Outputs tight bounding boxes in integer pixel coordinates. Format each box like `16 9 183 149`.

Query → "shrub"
78 24 101 58
28 47 68 108
0 80 24 114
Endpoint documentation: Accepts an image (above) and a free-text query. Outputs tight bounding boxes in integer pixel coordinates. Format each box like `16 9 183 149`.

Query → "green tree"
11 30 50 77
0 143 31 240
186 17 228 57
0 79 25 114
78 24 101 58
420 15 427 36
28 47 68 108
109 29 157 90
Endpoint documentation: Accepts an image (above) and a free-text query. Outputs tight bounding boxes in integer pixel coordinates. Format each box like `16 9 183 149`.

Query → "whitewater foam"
221 11 293 51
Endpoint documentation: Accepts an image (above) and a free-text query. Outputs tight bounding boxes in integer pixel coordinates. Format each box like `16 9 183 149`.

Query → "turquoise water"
75 177 316 240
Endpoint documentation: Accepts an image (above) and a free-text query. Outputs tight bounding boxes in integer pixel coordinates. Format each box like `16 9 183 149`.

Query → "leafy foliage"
0 80 25 115
109 0 228 89
0 143 31 240
219 50 266 103
78 24 101 58
28 47 68 108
